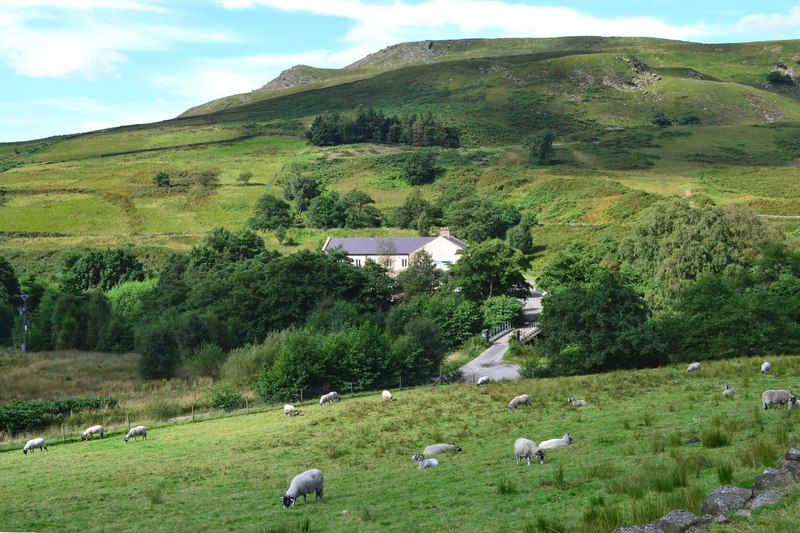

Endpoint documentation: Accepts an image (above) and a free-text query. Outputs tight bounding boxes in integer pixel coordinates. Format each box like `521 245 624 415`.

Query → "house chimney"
439 226 450 238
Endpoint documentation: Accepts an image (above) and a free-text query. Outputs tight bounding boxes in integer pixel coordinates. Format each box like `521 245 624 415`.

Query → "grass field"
2 355 800 532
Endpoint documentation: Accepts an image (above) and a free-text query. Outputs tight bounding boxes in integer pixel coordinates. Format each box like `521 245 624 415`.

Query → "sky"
2 1 800 143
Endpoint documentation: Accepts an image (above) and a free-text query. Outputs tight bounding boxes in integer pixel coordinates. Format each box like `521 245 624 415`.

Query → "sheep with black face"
282 468 324 508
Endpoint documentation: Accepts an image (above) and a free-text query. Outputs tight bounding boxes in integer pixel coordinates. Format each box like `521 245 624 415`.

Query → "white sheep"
282 468 324 508
762 390 797 410
687 362 701 372
411 453 439 469
722 385 736 397
23 437 47 455
124 425 147 443
508 394 531 409
80 424 105 440
538 433 574 449
283 404 301 416
319 391 340 406
514 438 546 465
476 376 490 387
568 397 588 407
382 390 395 401
761 361 771 375
423 443 463 456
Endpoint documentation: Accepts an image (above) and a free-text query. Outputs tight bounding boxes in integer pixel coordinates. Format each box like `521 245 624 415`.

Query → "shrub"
701 428 731 448
186 342 227 378
207 382 242 411
137 324 179 379
153 171 170 188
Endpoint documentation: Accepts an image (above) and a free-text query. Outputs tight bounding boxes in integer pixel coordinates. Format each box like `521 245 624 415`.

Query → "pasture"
2 355 800 532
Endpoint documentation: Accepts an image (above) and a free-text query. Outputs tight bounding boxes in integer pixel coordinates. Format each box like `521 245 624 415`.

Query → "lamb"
319 391 340 406
568 397 588 407
423 443 463 456
507 394 531 409
382 390 395 401
282 468 324 508
687 362 701 372
412 453 439 469
762 390 797 410
514 438 546 465
23 437 47 455
761 361 771 375
538 433 574 449
283 404 301 416
476 376 490 387
80 424 105 440
722 385 736 397
124 425 147 443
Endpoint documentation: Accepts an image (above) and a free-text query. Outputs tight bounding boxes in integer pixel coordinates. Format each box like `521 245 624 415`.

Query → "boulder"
749 489 786 510
753 467 795 490
653 509 706 533
784 448 800 461
701 485 753 517
779 458 800 482
685 436 701 445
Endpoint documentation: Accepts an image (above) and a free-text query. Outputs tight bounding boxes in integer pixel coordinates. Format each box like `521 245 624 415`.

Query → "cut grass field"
2 355 800 532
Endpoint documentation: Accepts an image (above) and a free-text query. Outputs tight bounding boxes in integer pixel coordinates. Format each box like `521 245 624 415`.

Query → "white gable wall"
418 236 464 271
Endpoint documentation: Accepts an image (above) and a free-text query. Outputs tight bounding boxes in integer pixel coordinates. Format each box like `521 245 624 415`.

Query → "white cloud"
729 6 800 39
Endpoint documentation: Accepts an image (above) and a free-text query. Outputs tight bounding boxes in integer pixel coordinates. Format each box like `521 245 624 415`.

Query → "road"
460 282 543 383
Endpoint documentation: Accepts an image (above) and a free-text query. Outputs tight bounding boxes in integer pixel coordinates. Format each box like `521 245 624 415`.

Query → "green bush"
137 324 179 379
187 342 227 378
0 397 117 434
207 382 242 411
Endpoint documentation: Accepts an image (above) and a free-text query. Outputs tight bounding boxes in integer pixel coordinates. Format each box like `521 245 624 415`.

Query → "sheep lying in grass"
476 376 490 387
538 433 573 449
423 443 463 456
762 390 797 410
507 394 531 409
80 424 105 440
382 390 395 401
282 468 324 508
514 438 545 465
124 425 147 443
568 397 588 407
319 391 340 406
23 437 47 455
722 385 736 397
687 362 701 372
412 453 439 469
761 361 771 375
283 404 301 416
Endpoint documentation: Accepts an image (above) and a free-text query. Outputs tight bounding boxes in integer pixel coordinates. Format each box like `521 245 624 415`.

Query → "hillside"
0 36 799 277
2 356 800 532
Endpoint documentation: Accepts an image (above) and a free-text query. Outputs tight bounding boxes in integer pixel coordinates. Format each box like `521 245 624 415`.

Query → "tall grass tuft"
553 464 566 488
359 506 376 522
772 425 790 448
739 439 778 468
525 516 566 533
497 478 518 495
717 461 735 484
701 428 731 448
581 501 623 532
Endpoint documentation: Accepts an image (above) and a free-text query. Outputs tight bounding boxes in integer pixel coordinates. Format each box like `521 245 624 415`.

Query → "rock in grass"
685 436 701 445
784 448 800 461
701 485 753 517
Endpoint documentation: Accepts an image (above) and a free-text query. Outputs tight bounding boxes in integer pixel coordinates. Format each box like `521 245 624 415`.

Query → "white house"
322 227 466 273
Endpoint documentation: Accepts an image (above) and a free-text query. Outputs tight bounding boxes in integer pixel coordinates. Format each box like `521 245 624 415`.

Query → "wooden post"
246 397 249 413
300 390 303 403
62 424 66 443
192 395 196 422
399 376 402 390
350 383 354 395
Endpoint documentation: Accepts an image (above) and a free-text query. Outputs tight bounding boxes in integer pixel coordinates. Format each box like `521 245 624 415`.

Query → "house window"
401 258 408 268
354 258 362 267
384 258 393 268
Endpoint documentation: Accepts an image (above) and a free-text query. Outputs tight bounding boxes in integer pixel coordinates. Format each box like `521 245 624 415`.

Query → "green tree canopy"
524 129 556 165
445 239 529 301
249 193 293 231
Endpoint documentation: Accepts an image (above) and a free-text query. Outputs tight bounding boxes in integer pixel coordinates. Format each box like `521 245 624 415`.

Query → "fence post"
246 397 249 413
399 376 402 390
300 390 303 404
350 383 354 395
61 424 66 443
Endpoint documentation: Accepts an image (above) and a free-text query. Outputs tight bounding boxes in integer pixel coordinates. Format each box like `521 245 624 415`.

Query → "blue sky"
2 0 800 142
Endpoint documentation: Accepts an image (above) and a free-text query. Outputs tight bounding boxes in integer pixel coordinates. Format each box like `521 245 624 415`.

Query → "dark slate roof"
324 237 436 255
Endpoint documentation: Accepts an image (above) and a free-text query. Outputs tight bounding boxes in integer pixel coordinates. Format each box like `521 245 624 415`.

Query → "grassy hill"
1 355 800 532
1 37 799 278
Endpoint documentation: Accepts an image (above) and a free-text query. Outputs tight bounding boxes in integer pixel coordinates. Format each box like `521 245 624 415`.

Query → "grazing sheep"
476 376 490 387
319 391 340 406
568 397 588 407
283 404 301 416
282 468 324 508
80 424 105 440
423 443 463 456
722 385 736 397
514 438 546 465
23 437 47 455
762 390 797 410
761 361 771 375
687 362 701 372
382 390 395 401
124 425 147 443
538 433 574 449
412 453 439 469
507 394 531 409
